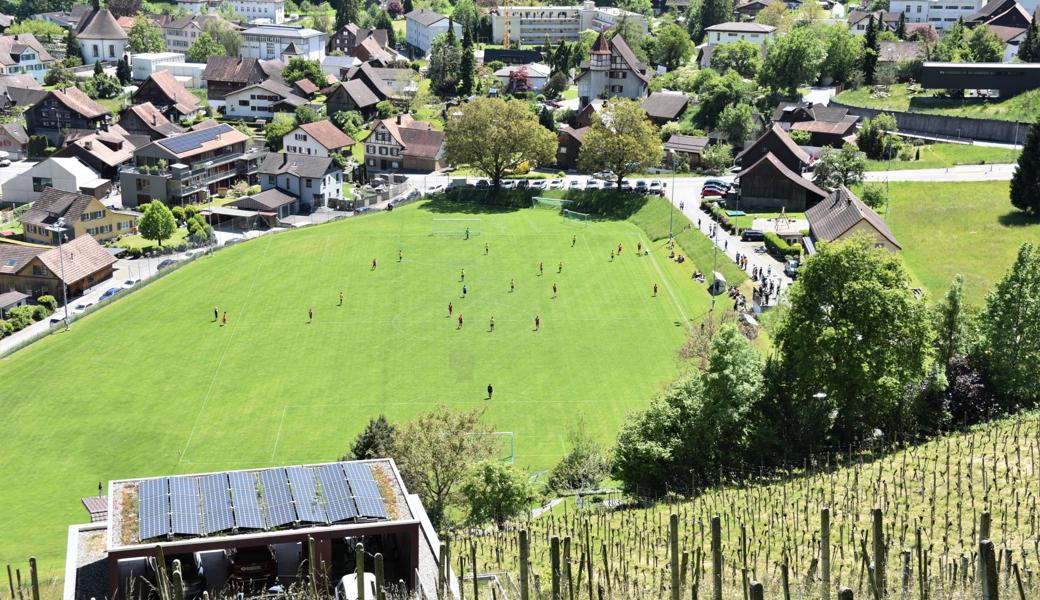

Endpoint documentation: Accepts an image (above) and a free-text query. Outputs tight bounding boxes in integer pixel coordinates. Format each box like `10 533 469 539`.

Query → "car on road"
548 179 564 189
124 279 139 286
741 229 765 242
228 545 278 585
501 179 516 188
530 179 546 190
99 288 122 301
157 259 178 271
784 258 801 279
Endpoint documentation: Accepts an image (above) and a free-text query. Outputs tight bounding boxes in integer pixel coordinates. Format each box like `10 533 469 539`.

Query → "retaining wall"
830 100 1030 145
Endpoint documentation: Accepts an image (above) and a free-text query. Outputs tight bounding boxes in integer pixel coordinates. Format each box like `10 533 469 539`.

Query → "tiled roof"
405 8 447 26
75 7 127 40
559 125 589 143
0 244 43 275
338 79 380 108
44 87 109 119
230 188 296 210
293 78 319 95
297 120 355 150
36 233 117 284
141 70 201 115
737 123 811 168
610 34 652 84
20 187 94 227
203 56 261 83
641 92 690 121
0 34 54 67
705 21 775 32
259 152 337 178
1 122 27 144
790 118 858 135
399 127 444 159
123 102 183 137
62 131 136 168
664 134 709 153
805 185 901 249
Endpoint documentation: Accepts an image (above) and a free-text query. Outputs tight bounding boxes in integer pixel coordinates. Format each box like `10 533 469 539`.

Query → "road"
863 163 1016 182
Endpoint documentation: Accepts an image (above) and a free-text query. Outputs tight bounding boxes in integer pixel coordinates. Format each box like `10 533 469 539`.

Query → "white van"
335 572 378 600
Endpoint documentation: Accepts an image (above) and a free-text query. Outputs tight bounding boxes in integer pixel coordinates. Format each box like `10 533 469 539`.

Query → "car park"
741 229 765 242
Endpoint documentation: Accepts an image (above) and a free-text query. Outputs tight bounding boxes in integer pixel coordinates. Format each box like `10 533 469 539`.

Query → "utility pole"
45 218 71 332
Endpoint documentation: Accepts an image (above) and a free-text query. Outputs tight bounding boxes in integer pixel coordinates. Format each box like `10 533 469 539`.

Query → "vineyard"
451 412 1040 600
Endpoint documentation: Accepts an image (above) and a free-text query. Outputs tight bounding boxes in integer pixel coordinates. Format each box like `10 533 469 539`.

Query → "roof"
984 3 1031 28
75 7 127 40
154 123 250 159
806 185 901 249
229 78 308 105
559 125 589 143
0 34 54 67
37 234 117 284
737 152 827 198
43 87 109 119
243 24 323 38
0 122 27 144
140 70 201 115
664 134 710 153
260 152 337 178
39 156 103 182
61 131 135 168
230 188 296 210
705 21 776 33
493 62 551 78
337 79 380 108
847 10 901 26
203 56 261 83
293 78 319 95
790 118 858 135
609 34 652 84
20 187 97 228
735 0 771 11
641 92 690 121
399 127 445 159
591 31 611 54
405 8 448 26
123 102 183 137
988 24 1028 42
772 102 851 123
878 41 926 63
259 59 286 82
0 290 28 309
0 244 43 275
967 0 1018 23
737 123 812 167
482 48 543 64
296 120 355 150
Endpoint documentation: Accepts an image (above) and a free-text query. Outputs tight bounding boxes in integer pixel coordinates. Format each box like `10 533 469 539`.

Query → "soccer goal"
431 218 482 237
532 196 576 210
562 209 590 225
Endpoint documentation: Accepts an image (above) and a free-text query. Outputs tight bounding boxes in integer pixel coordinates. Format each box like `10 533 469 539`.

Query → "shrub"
171 205 186 225
0 319 11 338
27 135 49 158
31 304 51 321
36 295 57 311
6 305 34 331
764 232 800 259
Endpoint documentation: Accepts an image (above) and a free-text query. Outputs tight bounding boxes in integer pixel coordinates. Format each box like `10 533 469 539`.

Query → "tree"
265 113 297 150
967 25 1004 62
699 0 736 36
204 18 244 56
578 98 662 189
755 0 790 30
44 63 77 88
444 97 557 188
812 143 866 189
774 236 934 443
294 104 321 124
128 16 165 53
343 415 397 460
700 142 733 175
283 57 326 89
107 0 141 18
757 25 825 96
311 11 334 34
452 0 479 40
932 19 969 62
896 12 907 39
138 201 177 247
547 415 610 492
332 110 364 137
375 100 397 118
538 105 555 132
336 0 361 28
458 41 475 95
718 103 757 146
859 182 887 209
461 462 534 528
1010 121 1040 215
116 55 132 84
543 71 569 100
90 73 122 99
392 405 496 529
697 69 757 128
856 113 898 159
65 30 81 63
186 32 226 64
863 15 880 84
387 0 404 17
429 29 463 95
1019 16 1040 62
933 274 976 376
6 19 64 38
685 0 704 42
979 243 1040 408
653 23 694 70
820 24 861 85
699 324 764 459
710 40 761 79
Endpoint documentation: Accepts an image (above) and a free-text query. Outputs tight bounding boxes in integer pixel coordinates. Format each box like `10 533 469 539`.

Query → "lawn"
835 85 1040 123
0 197 717 574
879 181 1038 305
864 143 1021 171
114 227 189 251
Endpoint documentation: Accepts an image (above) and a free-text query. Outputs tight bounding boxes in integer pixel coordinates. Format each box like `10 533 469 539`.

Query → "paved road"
863 163 1016 182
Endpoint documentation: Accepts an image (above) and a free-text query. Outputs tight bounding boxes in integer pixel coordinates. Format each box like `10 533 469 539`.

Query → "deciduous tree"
204 18 244 56
966 24 1003 62
653 23 694 70
710 40 762 79
461 462 534 528
282 57 326 89
547 415 610 492
186 32 226 64
577 98 662 188
138 201 177 247
717 103 757 146
757 25 825 96
428 28 463 95
264 113 297 150
128 16 165 53
1010 120 1040 215
819 24 861 85
812 143 866 189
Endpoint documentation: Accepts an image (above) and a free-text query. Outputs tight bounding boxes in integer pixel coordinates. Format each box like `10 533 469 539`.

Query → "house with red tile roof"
131 69 202 121
282 120 355 158
364 114 445 173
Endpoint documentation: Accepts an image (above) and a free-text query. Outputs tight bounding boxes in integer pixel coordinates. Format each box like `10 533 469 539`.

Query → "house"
19 187 137 245
0 122 28 159
342 63 415 100
0 233 115 300
806 185 901 251
575 33 652 109
641 92 690 126
847 11 902 33
734 0 771 20
321 54 361 78
573 99 602 127
0 34 55 82
119 123 263 207
735 123 812 172
364 114 445 172
228 0 286 24
25 86 110 145
325 79 381 118
405 9 462 56
327 23 384 54
490 1 648 45
352 34 405 66
117 102 185 140
966 0 1032 28
51 130 136 180
132 70 202 121
0 14 15 33
282 119 355 157
131 51 185 80
223 79 309 119
734 152 827 211
890 0 988 31
494 62 551 92
227 187 298 221
292 78 320 98
1 157 109 206
663 134 710 167
0 73 46 109
40 4 92 30
771 102 860 147
259 153 344 210
160 15 208 53
704 22 776 46
241 25 325 61
202 56 269 105
556 125 588 170
0 291 29 316
75 3 128 65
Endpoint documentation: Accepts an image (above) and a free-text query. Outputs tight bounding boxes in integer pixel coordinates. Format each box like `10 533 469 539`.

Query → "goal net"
532 196 576 210
431 218 481 236
562 209 590 225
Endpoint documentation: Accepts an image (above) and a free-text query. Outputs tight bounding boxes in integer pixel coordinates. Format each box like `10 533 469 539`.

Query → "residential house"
325 79 381 119
704 22 776 45
0 122 28 159
966 0 1032 27
119 123 263 207
771 102 860 147
291 78 319 98
0 233 116 299
805 185 901 251
663 134 709 168
328 23 383 54
734 152 827 211
0 73 46 110
494 62 551 92
282 120 355 157
641 92 690 126
489 1 648 45
258 153 343 210
117 102 185 140
75 3 128 65
229 0 286 24
240 25 325 61
364 114 445 172
556 125 588 170
202 56 268 105
40 4 92 30
352 34 405 66
0 34 55 82
20 187 137 245
734 0 771 20
0 14 15 33
342 63 415 100
890 0 988 31
25 87 111 145
1 157 109 206
132 70 202 121
404 9 461 56
735 123 812 172
52 130 136 180
227 187 298 221
160 15 231 54
575 33 652 109
847 11 902 33
321 54 361 78
223 79 308 119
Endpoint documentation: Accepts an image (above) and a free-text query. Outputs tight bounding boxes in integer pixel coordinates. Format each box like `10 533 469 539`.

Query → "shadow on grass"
997 210 1040 227
417 188 652 220
562 190 650 221
418 191 524 215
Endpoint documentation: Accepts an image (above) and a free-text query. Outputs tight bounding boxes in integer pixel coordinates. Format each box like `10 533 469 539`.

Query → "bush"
36 295 57 311
6 305 34 331
27 135 49 158
31 304 51 321
0 319 11 338
171 205 186 225
764 232 800 259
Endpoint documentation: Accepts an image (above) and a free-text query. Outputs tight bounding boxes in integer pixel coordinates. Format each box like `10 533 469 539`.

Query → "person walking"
371 258 377 270
448 302 453 316
510 278 515 292
552 283 557 298
487 384 493 399
458 314 464 328
571 234 576 247
534 314 541 331
558 261 563 273
489 315 495 332
485 242 489 255
221 311 227 326
213 306 219 321
653 283 658 297
462 284 468 298
308 307 313 322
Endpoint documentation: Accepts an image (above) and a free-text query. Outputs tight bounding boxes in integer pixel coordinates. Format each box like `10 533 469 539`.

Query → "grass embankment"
835 85 1040 123
865 143 1021 171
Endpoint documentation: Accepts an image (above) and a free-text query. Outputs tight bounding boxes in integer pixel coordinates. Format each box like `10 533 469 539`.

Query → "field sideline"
0 198 716 573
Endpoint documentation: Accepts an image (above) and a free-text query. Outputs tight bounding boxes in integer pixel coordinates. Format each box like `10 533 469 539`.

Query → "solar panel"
229 471 266 530
317 464 358 523
286 466 328 524
157 124 234 155
343 463 387 519
138 477 170 541
169 476 202 535
259 468 297 526
200 473 234 535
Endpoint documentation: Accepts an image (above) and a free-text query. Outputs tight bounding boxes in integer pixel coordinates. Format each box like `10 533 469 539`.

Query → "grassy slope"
0 199 718 574
835 85 1040 123
865 143 1021 171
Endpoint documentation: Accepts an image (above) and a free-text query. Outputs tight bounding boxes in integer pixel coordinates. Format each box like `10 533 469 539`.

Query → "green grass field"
865 143 1021 171
835 85 1040 122
0 198 719 574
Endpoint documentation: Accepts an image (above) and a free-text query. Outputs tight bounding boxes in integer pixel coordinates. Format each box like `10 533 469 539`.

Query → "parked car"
74 302 93 311
530 179 546 190
784 258 801 279
704 178 730 188
99 287 122 301
475 179 489 189
425 184 445 194
701 188 725 198
592 171 615 181
741 229 765 242
634 180 649 192
548 179 564 189
0 159 11 168
335 573 378 600
568 179 583 189
157 259 178 271
621 181 634 191
501 179 516 189
228 545 278 585
702 182 730 192
516 179 531 190
649 180 663 195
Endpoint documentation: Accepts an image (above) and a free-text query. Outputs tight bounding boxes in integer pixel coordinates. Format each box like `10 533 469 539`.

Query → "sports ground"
0 197 716 571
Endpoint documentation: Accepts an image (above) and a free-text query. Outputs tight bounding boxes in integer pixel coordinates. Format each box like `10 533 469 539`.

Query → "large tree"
653 23 694 70
138 201 177 247
863 15 880 84
757 24 825 96
343 415 397 460
547 415 610 492
819 24 862 85
204 18 244 56
460 462 534 529
1010 121 1040 215
282 57 326 88
774 236 934 444
698 0 736 39
428 29 463 95
812 143 866 189
578 98 663 189
336 0 362 28
717 103 757 146
444 97 556 188
1019 16 1040 62
186 32 226 64
710 40 762 79
967 24 1004 62
392 405 496 529
856 113 898 159
128 16 165 53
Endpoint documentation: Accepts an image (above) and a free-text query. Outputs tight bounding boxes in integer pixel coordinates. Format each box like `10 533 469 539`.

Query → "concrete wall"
829 99 1030 145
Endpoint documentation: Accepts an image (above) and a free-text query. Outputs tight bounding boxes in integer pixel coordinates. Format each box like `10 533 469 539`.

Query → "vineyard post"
901 550 911 597
838 587 854 600
458 555 465 600
749 581 764 600
565 537 574 600
551 536 561 600
7 564 14 600
782 552 791 600
1012 563 1026 600
519 529 530 600
822 508 831 600
438 542 446 598
872 508 886 597
980 512 992 542
711 516 722 600
356 543 365 600
374 553 385 600
671 513 680 600
170 559 184 600
471 543 478 600
979 540 998 600
27 558 38 600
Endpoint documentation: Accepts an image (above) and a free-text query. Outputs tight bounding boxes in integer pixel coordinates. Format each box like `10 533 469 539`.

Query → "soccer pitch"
0 199 714 571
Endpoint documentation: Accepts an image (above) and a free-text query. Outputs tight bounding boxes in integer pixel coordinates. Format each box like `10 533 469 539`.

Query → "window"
267 175 275 185
32 177 52 192
239 100 249 106
305 178 312 188
108 45 115 57
33 265 48 276
366 144 375 153
92 45 99 57
379 147 387 155
367 158 375 166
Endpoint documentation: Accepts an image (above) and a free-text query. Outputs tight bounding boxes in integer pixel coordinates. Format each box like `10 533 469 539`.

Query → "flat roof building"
919 62 1040 95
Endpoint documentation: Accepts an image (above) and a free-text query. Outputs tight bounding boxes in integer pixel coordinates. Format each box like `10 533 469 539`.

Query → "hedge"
764 232 801 259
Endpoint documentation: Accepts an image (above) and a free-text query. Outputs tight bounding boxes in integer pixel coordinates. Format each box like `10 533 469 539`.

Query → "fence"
829 99 1029 145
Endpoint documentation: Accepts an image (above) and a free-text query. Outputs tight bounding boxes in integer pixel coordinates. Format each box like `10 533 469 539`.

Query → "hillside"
834 85 1040 123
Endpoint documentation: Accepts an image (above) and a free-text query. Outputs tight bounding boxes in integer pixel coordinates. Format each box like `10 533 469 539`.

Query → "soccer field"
0 199 714 572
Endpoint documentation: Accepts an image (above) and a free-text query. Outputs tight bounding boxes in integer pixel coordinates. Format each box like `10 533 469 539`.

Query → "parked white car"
335 573 378 600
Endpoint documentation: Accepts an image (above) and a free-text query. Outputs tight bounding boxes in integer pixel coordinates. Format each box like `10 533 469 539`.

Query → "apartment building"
229 0 286 23
888 0 987 30
490 0 648 46
240 24 325 61
20 188 138 245
704 22 777 45
404 9 462 56
119 123 264 207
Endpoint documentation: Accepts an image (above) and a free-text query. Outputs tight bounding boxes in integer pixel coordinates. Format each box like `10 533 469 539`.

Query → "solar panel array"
156 124 235 155
137 463 389 542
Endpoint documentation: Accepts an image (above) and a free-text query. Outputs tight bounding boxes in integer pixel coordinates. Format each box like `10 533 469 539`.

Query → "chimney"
396 114 402 125
85 141 93 150
152 114 157 126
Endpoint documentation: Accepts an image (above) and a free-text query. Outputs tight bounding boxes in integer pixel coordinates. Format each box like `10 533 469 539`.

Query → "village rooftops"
242 24 323 38
152 123 250 159
405 8 449 26
44 87 110 119
76 6 128 39
704 21 776 32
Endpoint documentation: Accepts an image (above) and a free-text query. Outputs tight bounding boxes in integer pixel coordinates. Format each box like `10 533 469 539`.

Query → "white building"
131 52 185 80
75 6 128 65
575 33 651 109
230 0 286 24
282 119 355 157
223 79 308 119
490 1 648 46
404 9 462 56
0 34 55 83
888 0 987 31
704 22 776 46
177 0 208 14
241 24 325 61
1 157 106 206
494 62 551 92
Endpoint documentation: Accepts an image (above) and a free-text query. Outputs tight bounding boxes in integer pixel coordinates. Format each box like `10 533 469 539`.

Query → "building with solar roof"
63 459 451 600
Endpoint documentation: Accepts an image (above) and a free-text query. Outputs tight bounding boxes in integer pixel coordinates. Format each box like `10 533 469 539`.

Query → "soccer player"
489 316 495 331
558 261 563 273
485 242 489 255
458 314 464 328
460 268 465 282
637 242 642 253
213 306 218 321
539 261 544 276
221 311 227 326
463 284 468 298
339 291 343 306
535 314 540 330
372 258 377 269
465 227 470 240
398 249 403 262
653 283 658 297
571 234 576 247
552 283 557 297
610 250 614 261
618 243 623 254
510 278 515 293
448 302 453 316
308 307 313 322
487 384 493 399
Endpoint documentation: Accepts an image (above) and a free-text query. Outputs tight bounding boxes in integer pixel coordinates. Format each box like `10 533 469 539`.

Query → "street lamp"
44 217 71 332
667 149 676 241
